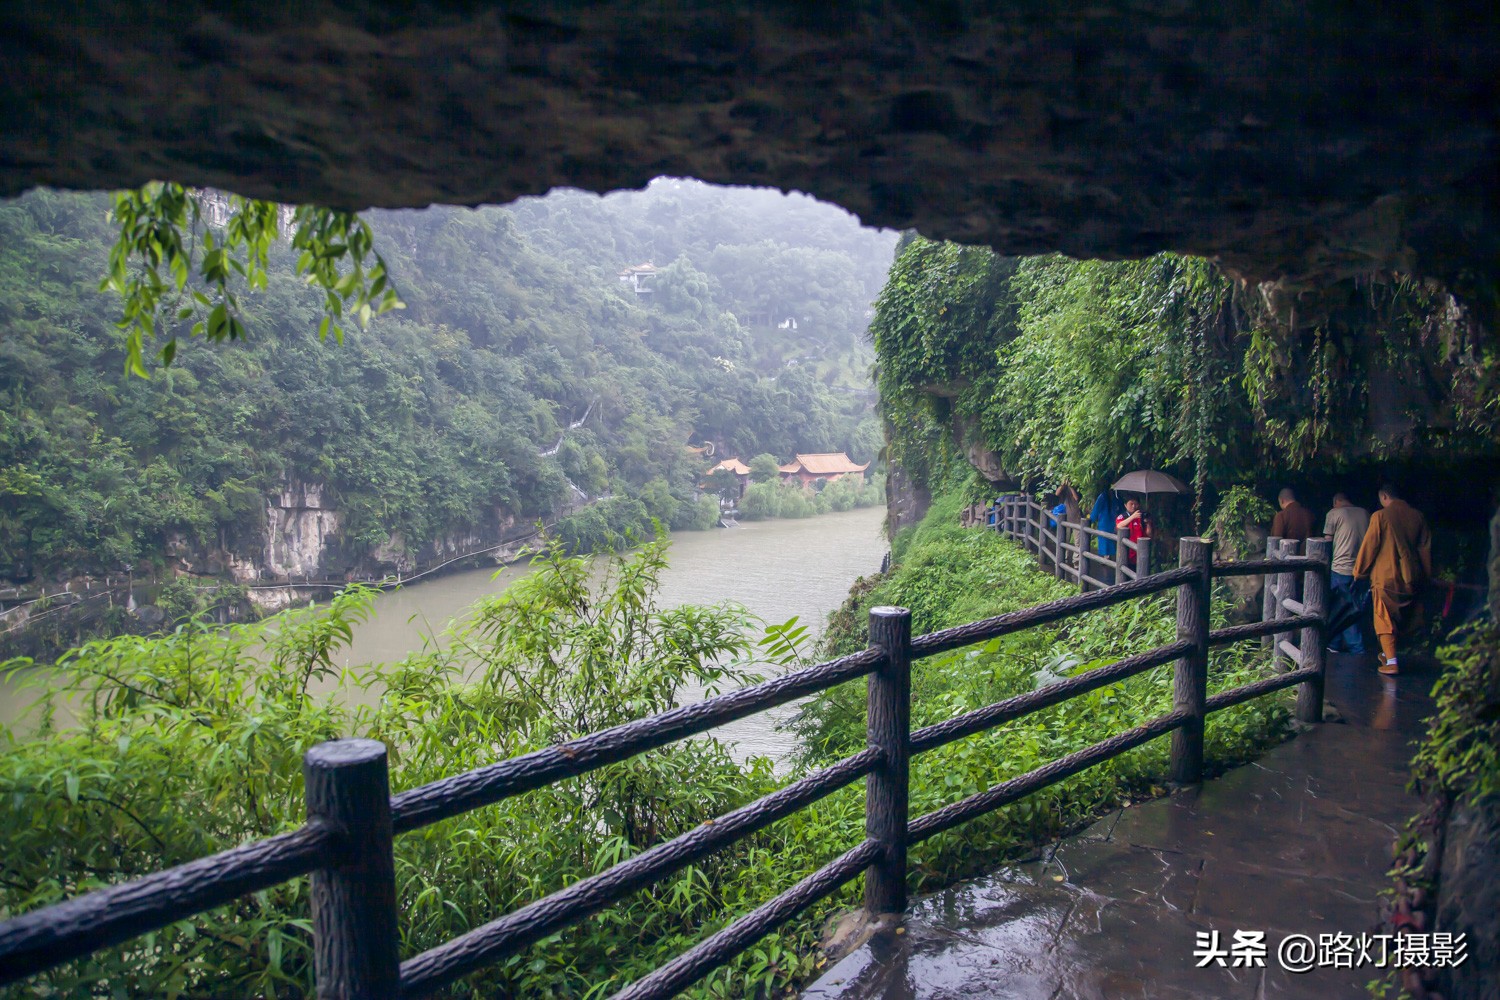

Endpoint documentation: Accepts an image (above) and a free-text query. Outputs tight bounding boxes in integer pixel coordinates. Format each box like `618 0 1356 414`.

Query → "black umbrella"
1111 470 1190 495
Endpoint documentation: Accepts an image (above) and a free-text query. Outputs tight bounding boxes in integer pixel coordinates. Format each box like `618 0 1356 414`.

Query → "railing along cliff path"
987 493 1155 588
0 537 1331 998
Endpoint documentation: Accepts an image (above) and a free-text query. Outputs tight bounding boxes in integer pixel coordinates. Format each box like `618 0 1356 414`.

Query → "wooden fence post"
1275 538 1301 669
1136 537 1152 578
1041 506 1052 569
1260 535 1282 651
1081 527 1092 589
1034 503 1046 564
1065 522 1081 590
1171 537 1213 785
306 739 400 1000
1040 506 1055 574
865 606 912 916
1298 539 1331 723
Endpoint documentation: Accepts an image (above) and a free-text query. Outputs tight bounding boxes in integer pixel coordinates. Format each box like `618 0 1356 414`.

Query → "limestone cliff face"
265 482 341 579
367 509 520 576
885 460 930 539
952 413 1014 488
1437 795 1500 1000
166 483 530 584
1491 504 1500 623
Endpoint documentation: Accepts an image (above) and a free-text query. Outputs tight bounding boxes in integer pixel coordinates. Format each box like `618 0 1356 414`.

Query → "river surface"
1 508 886 761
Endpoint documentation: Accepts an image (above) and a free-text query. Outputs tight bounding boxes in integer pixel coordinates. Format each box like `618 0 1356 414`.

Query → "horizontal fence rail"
1205 666 1320 713
0 824 337 984
909 709 1192 843
911 566 1195 659
398 747 883 998
390 646 884 834
0 536 1332 999
1213 555 1322 576
910 640 1193 754
609 839 882 1000
1209 614 1321 645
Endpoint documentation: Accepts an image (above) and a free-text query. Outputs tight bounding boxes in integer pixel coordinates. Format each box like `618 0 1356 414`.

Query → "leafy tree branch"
103 182 403 376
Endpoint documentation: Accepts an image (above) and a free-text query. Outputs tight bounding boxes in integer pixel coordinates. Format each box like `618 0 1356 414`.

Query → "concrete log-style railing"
989 494 1153 590
0 539 1329 999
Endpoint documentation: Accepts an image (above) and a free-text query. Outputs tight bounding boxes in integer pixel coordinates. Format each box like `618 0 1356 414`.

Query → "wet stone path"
804 652 1435 1000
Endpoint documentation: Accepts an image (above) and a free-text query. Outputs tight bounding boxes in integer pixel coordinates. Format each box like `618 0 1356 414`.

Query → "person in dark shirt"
1270 488 1314 541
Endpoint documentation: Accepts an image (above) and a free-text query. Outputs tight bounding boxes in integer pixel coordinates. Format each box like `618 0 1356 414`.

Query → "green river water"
2 508 887 761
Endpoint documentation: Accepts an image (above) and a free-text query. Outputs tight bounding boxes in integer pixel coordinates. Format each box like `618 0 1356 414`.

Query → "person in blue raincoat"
1089 490 1125 560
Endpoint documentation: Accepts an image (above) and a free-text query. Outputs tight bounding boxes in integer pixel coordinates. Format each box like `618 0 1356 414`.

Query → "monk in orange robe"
1353 485 1432 675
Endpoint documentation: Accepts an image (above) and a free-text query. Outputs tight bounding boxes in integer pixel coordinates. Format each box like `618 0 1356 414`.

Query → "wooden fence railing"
0 537 1330 999
987 494 1156 590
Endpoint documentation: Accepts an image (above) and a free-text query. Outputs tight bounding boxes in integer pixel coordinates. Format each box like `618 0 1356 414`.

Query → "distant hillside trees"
0 182 895 580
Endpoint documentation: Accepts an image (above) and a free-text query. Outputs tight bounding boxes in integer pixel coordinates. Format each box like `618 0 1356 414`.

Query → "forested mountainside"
0 181 896 582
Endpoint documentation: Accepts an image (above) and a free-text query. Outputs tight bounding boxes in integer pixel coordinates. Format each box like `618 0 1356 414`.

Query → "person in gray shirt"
1322 492 1371 654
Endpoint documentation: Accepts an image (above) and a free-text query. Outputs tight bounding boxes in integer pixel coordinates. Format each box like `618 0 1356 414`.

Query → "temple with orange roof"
777 453 869 487
704 457 752 499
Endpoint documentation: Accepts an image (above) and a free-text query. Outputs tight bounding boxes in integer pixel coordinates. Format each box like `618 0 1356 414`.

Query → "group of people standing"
1044 489 1152 572
1028 482 1434 676
1270 485 1432 675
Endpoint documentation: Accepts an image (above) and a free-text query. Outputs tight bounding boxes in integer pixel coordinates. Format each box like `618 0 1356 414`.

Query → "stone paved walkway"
804 652 1436 1000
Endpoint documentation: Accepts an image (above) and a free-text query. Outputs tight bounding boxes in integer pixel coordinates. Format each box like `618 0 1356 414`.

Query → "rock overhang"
1 1 1497 292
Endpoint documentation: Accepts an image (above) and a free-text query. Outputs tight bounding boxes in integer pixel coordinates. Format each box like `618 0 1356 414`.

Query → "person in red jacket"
1115 498 1153 568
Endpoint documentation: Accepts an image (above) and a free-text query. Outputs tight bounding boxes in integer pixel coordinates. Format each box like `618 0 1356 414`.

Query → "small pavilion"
704 457 751 499
617 263 657 296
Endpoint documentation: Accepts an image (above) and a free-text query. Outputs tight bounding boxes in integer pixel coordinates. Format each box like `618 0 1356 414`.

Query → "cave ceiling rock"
1 1 1497 293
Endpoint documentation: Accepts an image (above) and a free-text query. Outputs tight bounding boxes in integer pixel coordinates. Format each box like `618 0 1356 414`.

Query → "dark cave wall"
2 1 1499 295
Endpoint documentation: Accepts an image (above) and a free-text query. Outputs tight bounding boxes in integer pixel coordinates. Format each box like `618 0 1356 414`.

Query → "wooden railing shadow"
0 538 1330 999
